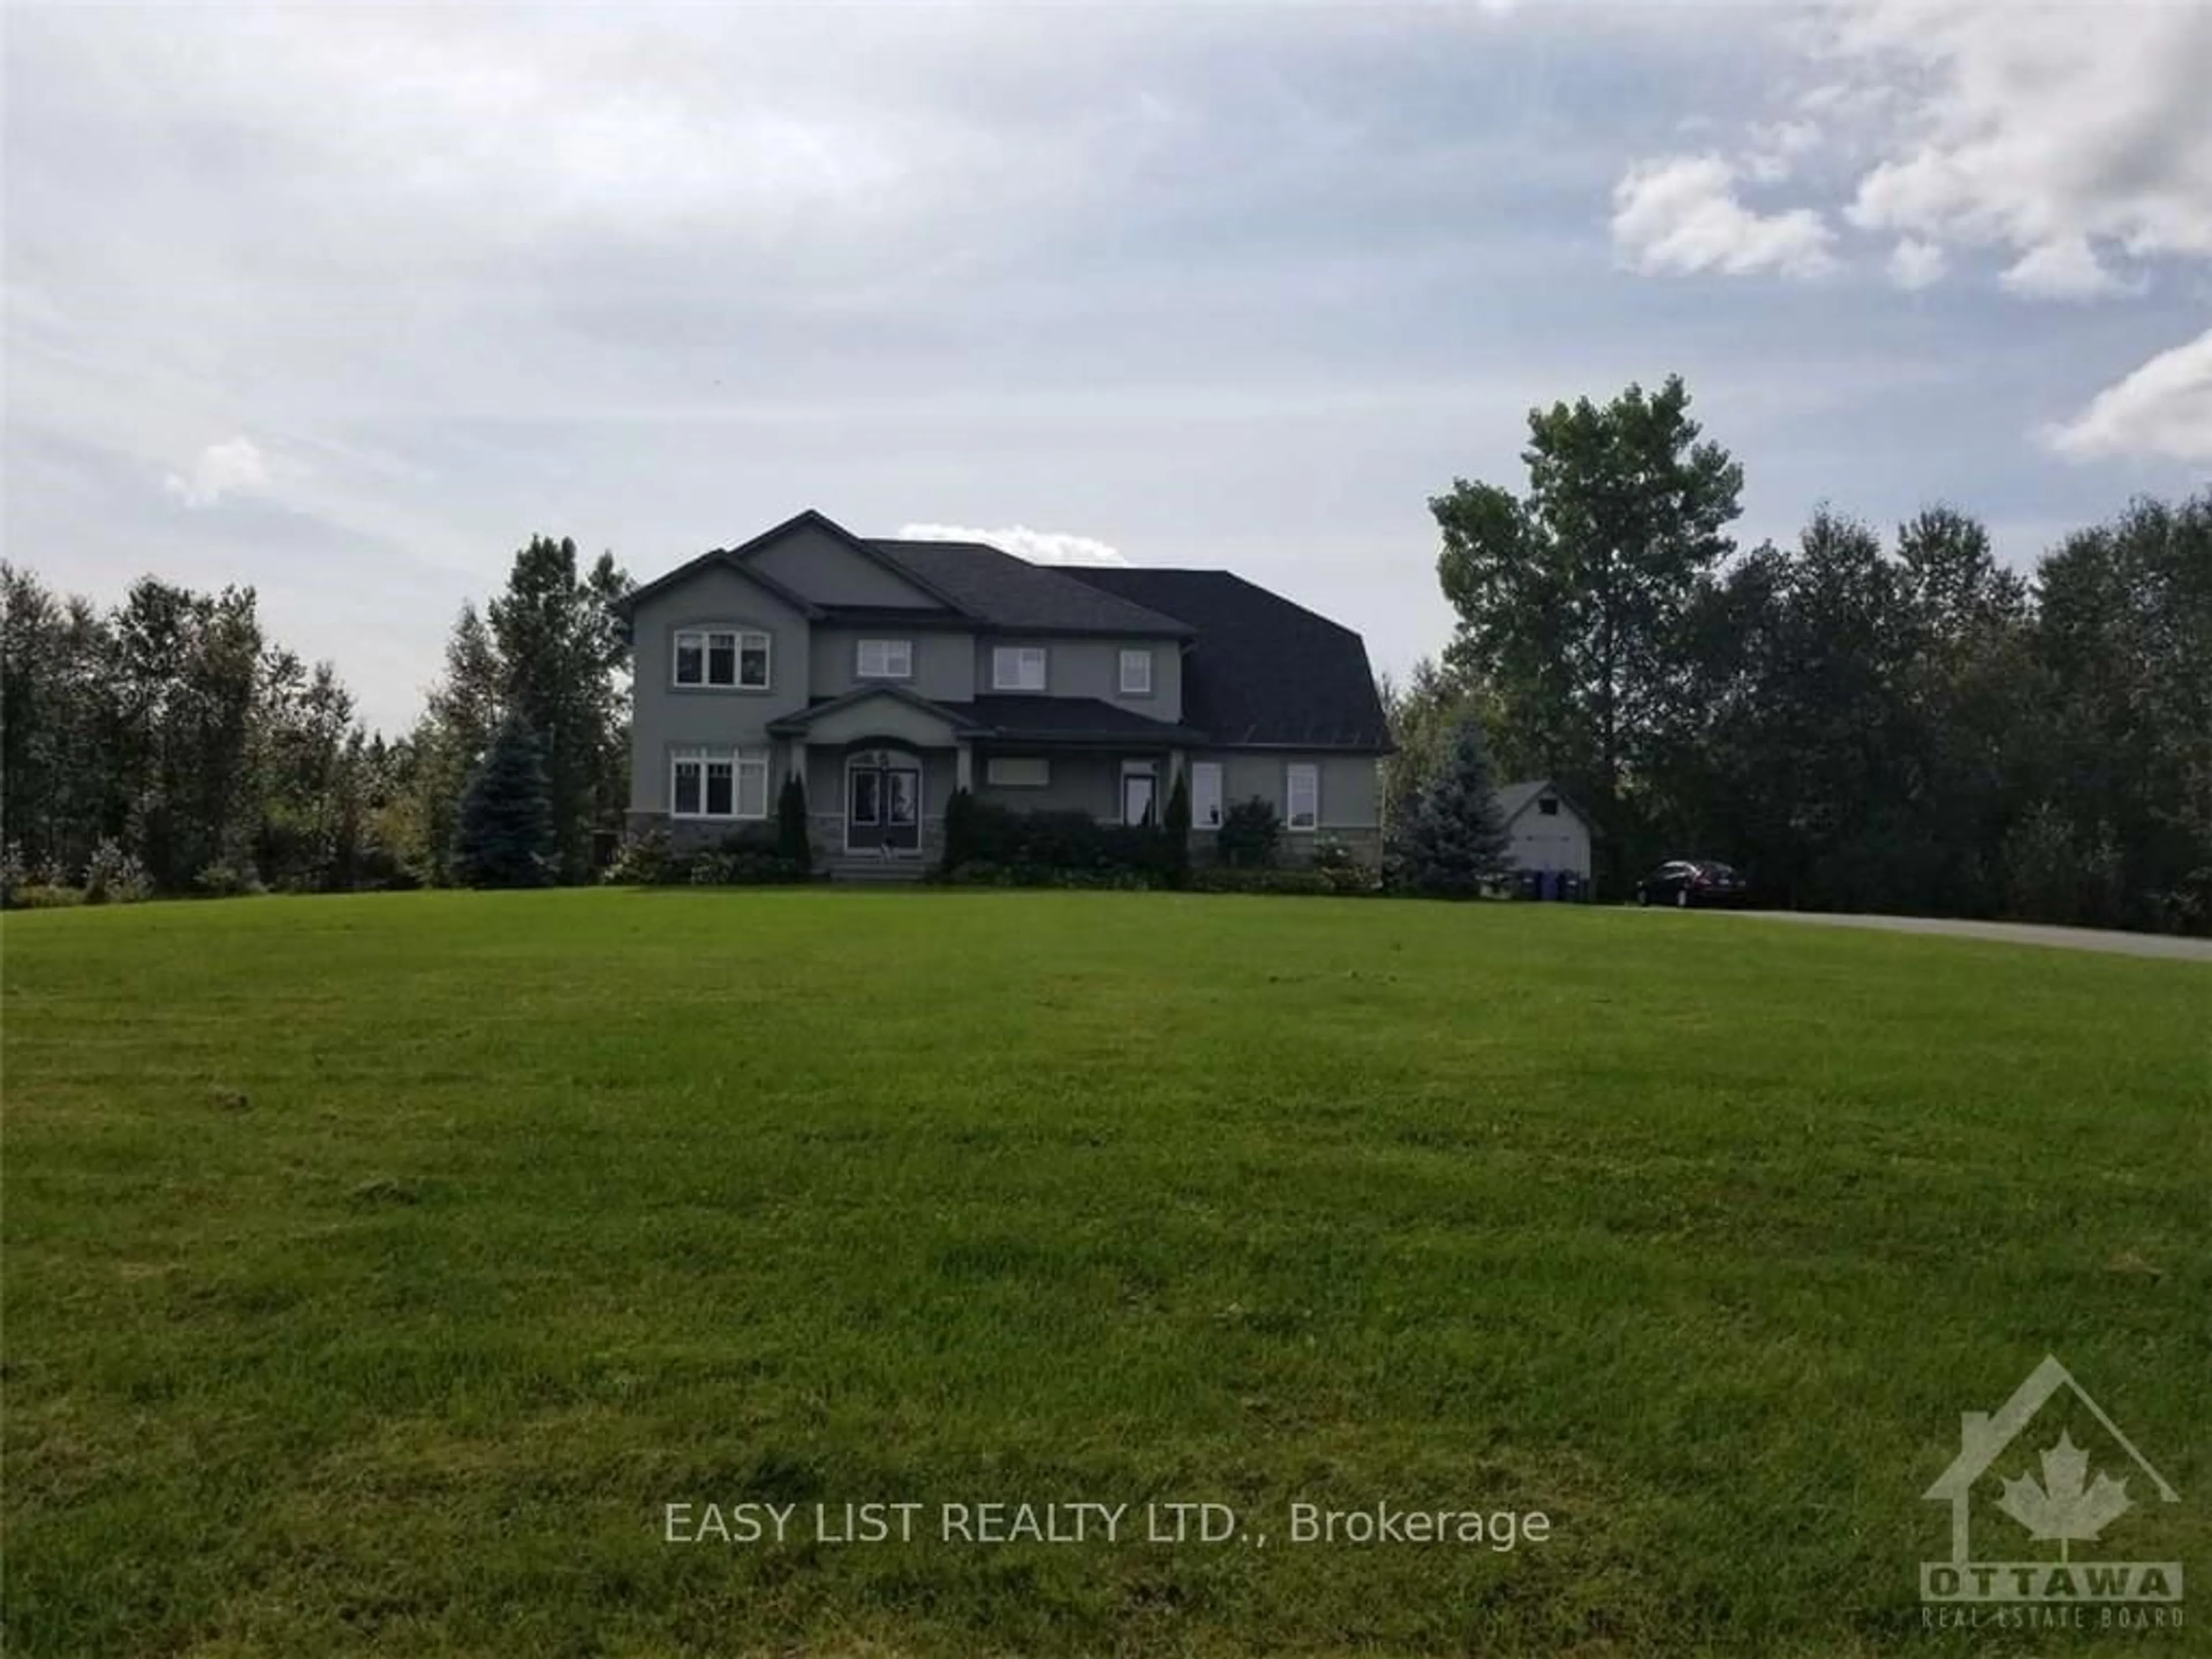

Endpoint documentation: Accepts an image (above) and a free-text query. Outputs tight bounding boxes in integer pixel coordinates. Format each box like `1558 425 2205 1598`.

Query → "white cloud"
1613 3 2212 301
162 437 274 507
1831 2 2212 271
1885 237 1947 291
897 522 1128 567
1998 237 2141 302
2044 328 2212 463
1603 3 2211 461
1610 153 1836 279
1743 118 1820 184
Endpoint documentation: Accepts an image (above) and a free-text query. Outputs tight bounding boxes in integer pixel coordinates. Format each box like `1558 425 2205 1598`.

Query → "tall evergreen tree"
1161 767 1192 885
1394 714 1513 899
775 771 812 868
453 713 554 889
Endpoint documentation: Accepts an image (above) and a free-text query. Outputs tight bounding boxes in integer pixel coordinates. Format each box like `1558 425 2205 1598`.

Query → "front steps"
824 856 929 884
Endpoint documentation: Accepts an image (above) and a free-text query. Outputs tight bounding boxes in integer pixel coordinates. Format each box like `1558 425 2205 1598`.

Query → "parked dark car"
1636 859 1750 908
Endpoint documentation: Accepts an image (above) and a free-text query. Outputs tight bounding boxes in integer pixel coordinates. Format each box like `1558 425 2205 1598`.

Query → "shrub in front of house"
931 794 1377 893
604 823 809 887
685 851 809 886
1309 834 1357 876
931 853 1375 897
603 826 677 885
941 796 1173 881
1184 864 1376 897
1214 797 1282 868
937 860 1156 890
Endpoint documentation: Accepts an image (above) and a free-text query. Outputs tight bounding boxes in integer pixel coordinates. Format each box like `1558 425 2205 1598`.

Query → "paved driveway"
1725 910 2212 962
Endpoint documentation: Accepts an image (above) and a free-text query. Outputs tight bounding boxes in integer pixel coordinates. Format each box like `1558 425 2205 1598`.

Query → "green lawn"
3 890 2206 1657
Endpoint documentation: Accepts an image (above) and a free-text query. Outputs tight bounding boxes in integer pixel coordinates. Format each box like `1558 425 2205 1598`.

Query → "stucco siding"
808 627 977 702
746 522 943 608
1206 751 1380 831
971 752 1124 820
798 696 965 750
974 637 1183 724
628 566 812 812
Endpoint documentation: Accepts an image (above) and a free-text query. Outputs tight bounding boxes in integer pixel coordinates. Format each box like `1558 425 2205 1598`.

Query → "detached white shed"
1494 779 1599 883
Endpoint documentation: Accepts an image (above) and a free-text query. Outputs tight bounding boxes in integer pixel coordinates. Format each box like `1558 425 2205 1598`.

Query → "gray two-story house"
619 510 1390 872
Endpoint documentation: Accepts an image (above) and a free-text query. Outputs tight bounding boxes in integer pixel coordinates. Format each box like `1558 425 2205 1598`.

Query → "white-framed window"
986 756 1051 789
673 627 770 689
991 645 1047 691
1285 763 1319 831
1190 762 1224 829
1121 760 1158 827
1118 648 1153 696
671 748 770 819
855 638 912 680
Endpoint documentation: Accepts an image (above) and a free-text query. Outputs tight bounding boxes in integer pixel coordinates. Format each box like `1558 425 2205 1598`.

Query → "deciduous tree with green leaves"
1431 376 1743 870
1377 656 1506 842
487 536 634 884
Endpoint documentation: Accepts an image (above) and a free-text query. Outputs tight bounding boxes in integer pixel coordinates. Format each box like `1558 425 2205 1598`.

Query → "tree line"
1385 377 2211 934
1 537 632 899
7 388 2205 932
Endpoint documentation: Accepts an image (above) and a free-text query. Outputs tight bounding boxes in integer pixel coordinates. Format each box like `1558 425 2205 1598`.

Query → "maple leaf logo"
1996 1431 2133 1562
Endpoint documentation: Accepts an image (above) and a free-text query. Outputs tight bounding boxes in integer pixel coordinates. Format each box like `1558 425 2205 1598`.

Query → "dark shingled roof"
956 696 1207 747
770 691 1204 747
867 540 1194 638
1060 568 1391 751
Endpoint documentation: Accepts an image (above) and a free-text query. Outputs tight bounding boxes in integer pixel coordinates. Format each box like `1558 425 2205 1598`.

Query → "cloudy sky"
7 1 2209 734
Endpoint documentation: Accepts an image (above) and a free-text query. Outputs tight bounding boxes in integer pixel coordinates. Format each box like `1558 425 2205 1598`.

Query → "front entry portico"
845 748 923 855
770 687 979 869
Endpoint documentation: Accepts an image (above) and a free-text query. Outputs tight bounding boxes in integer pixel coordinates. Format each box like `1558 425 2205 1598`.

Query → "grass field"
4 890 2207 1657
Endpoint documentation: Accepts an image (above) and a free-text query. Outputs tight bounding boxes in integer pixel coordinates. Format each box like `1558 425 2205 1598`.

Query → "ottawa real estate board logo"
1922 1354 2183 1624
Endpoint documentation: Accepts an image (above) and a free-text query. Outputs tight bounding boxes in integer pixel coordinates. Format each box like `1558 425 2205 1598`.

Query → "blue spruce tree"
453 712 554 888
1396 714 1513 899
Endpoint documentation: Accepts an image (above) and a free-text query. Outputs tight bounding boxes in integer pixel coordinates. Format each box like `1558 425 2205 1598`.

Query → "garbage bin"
1518 869 1544 902
1558 870 1583 904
